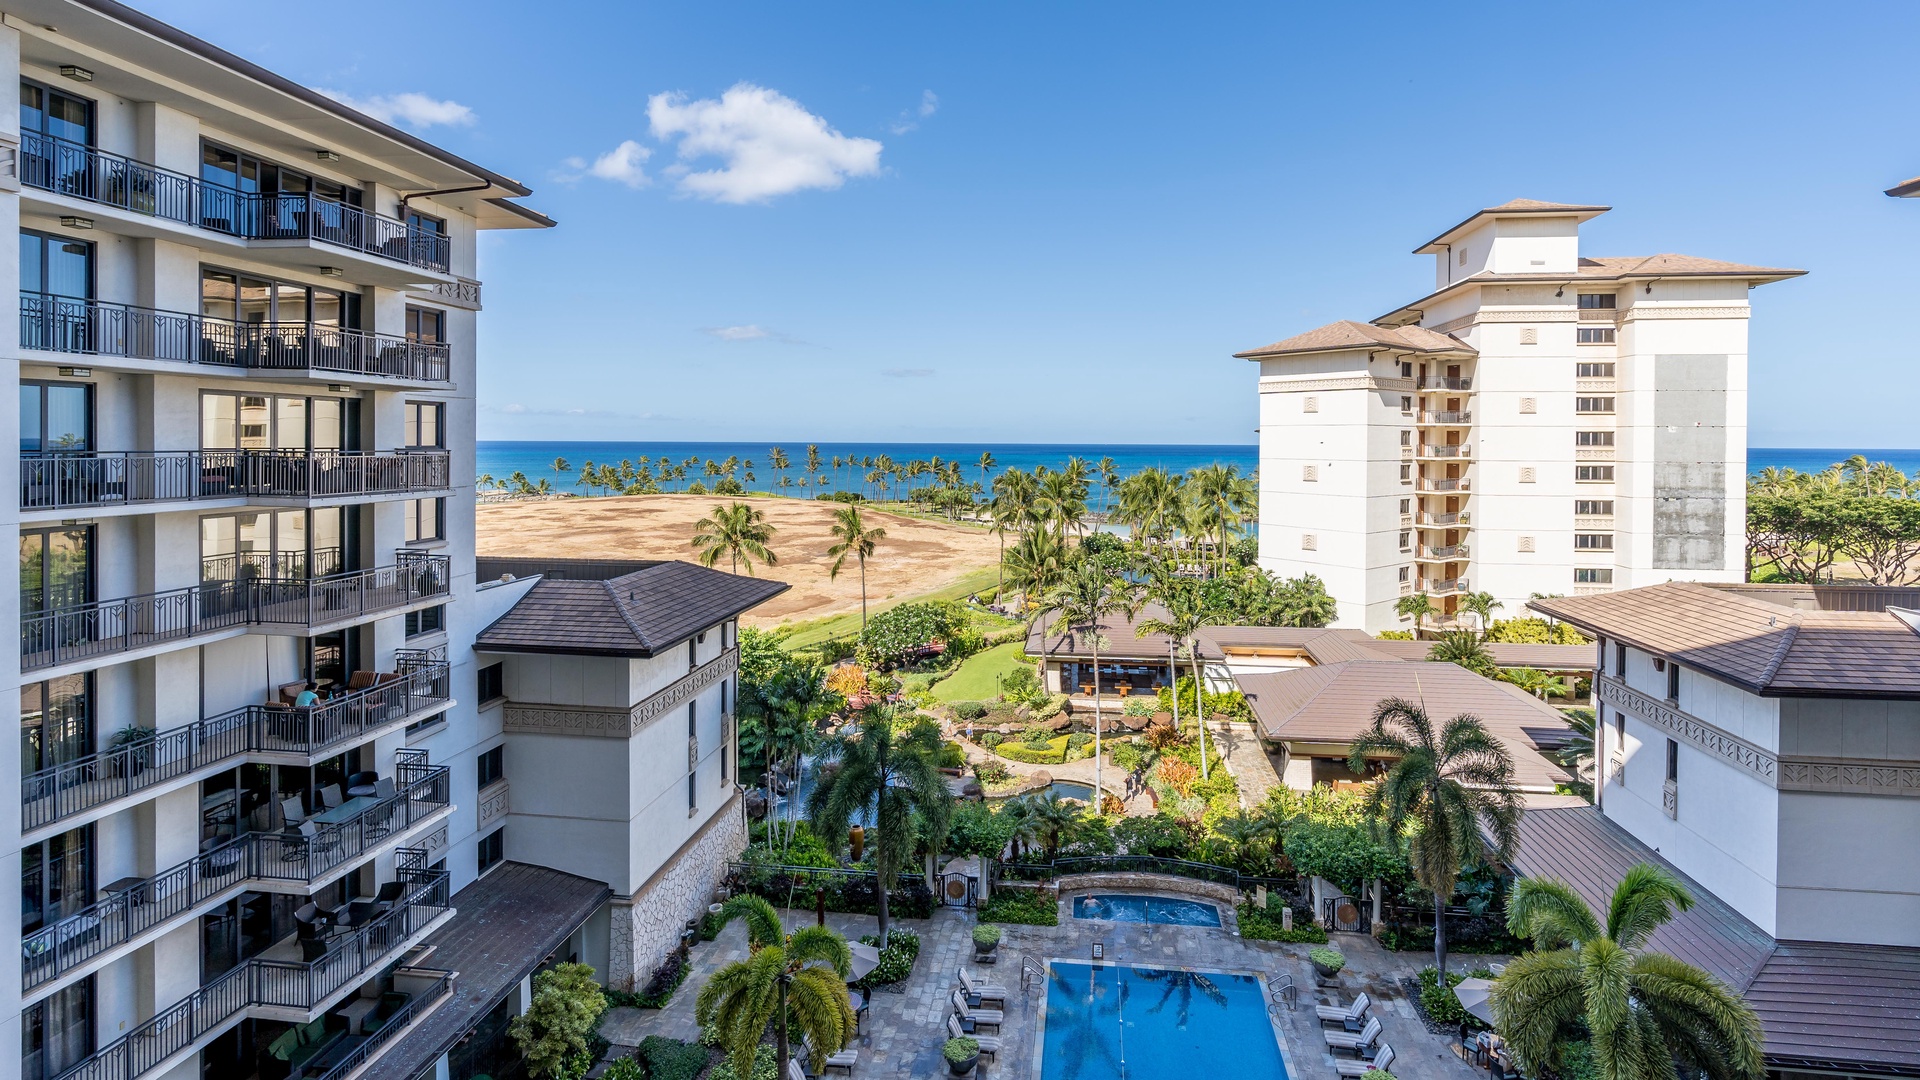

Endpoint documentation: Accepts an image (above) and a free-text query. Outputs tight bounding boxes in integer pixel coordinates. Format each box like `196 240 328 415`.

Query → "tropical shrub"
1031 694 1069 720
938 741 968 769
600 1057 645 1080
854 929 920 989
825 665 869 700
858 601 969 667
1155 757 1198 797
1376 629 1415 640
979 887 1058 925
1112 813 1193 858
1417 966 1495 1029
1001 665 1042 703
971 758 1013 785
1123 696 1157 717
1065 732 1091 752
1237 901 1327 943
636 1036 709 1080
944 1037 981 1066
508 963 607 1078
1022 725 1055 748
972 925 1003 948
978 731 1004 749
1282 821 1406 896
1108 737 1150 773
1307 947 1346 974
708 1045 779 1080
1484 617 1590 645
995 737 1069 765
954 700 990 720
946 801 1014 859
1154 676 1254 723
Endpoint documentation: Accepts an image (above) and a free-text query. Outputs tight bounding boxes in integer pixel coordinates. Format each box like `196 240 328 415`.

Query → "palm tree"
691 502 779 576
1494 864 1765 1080
1347 697 1523 977
1460 590 1503 635
1024 788 1083 860
768 447 790 493
1552 707 1597 800
1115 468 1185 551
1395 592 1434 637
1001 795 1043 861
1211 810 1274 874
987 492 1022 596
1135 565 1213 779
826 505 888 635
1502 667 1571 702
805 707 952 947
1002 526 1065 608
1036 469 1088 542
976 451 996 493
1097 456 1119 514
1427 629 1496 677
1186 464 1253 576
697 894 857 1079
1049 560 1138 804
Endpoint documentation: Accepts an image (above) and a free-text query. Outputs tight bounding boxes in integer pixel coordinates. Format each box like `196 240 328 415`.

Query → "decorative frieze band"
1619 305 1747 321
1258 375 1416 394
1596 675 1778 782
1777 760 1920 797
503 648 740 739
427 277 483 311
423 825 448 854
1473 308 1577 324
479 781 510 823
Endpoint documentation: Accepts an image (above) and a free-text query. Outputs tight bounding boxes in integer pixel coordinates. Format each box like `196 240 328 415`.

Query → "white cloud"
317 89 475 129
889 90 940 134
704 325 771 341
647 83 883 204
588 140 652 188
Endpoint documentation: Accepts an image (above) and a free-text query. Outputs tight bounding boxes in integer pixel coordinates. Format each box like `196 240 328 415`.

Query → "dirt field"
475 495 1001 627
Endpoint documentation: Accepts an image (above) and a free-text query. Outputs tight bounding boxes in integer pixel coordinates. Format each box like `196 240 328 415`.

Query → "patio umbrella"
1452 977 1496 1026
846 942 881 985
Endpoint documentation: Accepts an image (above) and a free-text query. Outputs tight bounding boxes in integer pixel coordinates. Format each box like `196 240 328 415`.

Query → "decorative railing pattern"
21 553 449 672
52 868 451 1080
21 131 450 272
20 293 451 382
1416 511 1470 526
22 764 450 988
22 449 450 510
1417 376 1472 390
309 969 455 1080
1420 410 1473 424
1416 477 1470 493
21 658 449 830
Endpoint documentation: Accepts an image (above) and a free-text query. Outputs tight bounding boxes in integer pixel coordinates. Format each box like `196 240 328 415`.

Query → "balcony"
21 553 450 673
1417 544 1470 561
21 132 451 273
1415 511 1470 527
1419 577 1471 595
21 759 451 989
1417 376 1472 391
51 866 452 1080
22 655 449 830
1418 410 1472 425
1416 444 1471 460
1415 477 1470 493
22 450 451 512
21 293 451 385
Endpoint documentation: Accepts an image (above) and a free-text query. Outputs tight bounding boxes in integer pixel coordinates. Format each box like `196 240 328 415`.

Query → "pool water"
1042 961 1287 1080
1045 781 1095 802
1072 894 1222 927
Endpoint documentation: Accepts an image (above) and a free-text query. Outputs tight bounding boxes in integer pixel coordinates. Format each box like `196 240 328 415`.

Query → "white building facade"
1241 200 1803 632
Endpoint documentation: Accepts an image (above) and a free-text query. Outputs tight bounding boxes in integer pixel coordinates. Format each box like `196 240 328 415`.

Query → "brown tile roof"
1886 174 1920 198
1529 583 1920 698
1414 199 1612 252
477 561 789 657
1195 625 1391 664
1233 660 1573 790
1027 604 1183 661
363 863 612 1080
1374 254 1807 326
1511 806 1920 1077
1233 319 1474 360
1357 639 1596 671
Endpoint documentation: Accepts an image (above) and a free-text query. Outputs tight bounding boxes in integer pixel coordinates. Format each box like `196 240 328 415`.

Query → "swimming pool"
1071 894 1222 927
1041 961 1287 1080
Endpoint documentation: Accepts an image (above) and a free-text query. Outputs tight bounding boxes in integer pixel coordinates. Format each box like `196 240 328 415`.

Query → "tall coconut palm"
987 492 1023 596
1097 456 1120 514
1395 592 1434 638
1347 697 1523 977
1461 590 1503 635
1002 527 1066 608
1135 565 1213 779
1049 560 1139 803
768 447 790 492
1186 464 1253 575
805 707 952 947
826 505 888 634
1493 864 1765 1080
1036 469 1088 542
1116 468 1186 551
691 502 779 576
976 450 996 493
697 894 856 1079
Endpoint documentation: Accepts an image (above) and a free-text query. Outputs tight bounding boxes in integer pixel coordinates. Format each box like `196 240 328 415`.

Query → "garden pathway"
1205 717 1285 808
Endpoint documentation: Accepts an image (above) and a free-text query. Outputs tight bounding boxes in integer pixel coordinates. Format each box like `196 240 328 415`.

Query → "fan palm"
1024 788 1083 860
697 894 857 1079
1348 697 1523 977
1428 629 1497 677
825 505 888 634
1493 864 1765 1080
805 706 951 946
1049 560 1139 802
692 502 779 576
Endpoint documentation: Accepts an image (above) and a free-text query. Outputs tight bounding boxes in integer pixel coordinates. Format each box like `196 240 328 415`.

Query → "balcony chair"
300 936 331 962
318 784 344 810
373 777 397 801
342 880 407 927
281 795 308 827
345 771 379 798
294 901 330 940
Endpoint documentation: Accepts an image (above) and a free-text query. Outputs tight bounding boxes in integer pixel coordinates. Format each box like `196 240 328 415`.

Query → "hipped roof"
477 561 788 658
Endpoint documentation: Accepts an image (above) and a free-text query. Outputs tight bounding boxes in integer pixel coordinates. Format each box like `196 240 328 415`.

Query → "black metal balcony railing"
22 131 451 273
20 293 452 383
309 969 454 1080
1417 376 1472 391
22 449 451 510
21 761 451 989
20 553 450 672
21 655 449 830
56 867 451 1080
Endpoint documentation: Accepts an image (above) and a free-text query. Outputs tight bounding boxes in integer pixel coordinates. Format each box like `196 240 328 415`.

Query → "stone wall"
608 790 747 990
1054 872 1242 906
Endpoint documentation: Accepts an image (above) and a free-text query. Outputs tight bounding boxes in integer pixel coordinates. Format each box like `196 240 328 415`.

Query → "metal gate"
1322 894 1371 933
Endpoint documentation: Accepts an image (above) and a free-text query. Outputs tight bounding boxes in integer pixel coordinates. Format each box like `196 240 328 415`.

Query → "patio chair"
958 966 1009 1006
281 795 307 827
373 777 396 801
294 902 330 940
785 1061 809 1080
1333 1044 1394 1078
1316 991 1370 1027
949 988 1003 1032
801 1035 858 1075
1324 1015 1382 1055
342 880 407 927
318 784 344 810
948 1014 1001 1061
345 771 379 798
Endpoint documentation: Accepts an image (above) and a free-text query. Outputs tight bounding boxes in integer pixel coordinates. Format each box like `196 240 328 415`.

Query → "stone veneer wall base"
608 789 747 990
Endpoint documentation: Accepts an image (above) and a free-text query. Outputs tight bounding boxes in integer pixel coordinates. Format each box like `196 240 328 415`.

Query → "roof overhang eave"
1412 204 1612 254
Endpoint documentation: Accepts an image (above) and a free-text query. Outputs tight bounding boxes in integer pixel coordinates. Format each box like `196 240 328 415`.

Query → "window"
407 208 446 238
477 827 504 874
21 675 91 775
1399 430 1412 446
20 380 92 453
404 401 444 448
478 663 504 704
1577 362 1616 378
1400 361 1414 378
1398 567 1410 583
1575 568 1614 584
21 525 93 620
1577 465 1616 482
1577 327 1616 344
1576 293 1617 309
21 77 95 146
200 392 345 452
20 229 93 303
1398 530 1410 551
1575 500 1614 515
22 976 94 1080
22 825 93 934
1576 431 1615 447
1576 397 1615 414
1400 395 1413 414
1399 464 1411 482
478 745 504 789
1399 498 1410 514
1667 662 1681 701
405 306 446 344
406 604 445 637
405 712 446 738
1575 533 1614 551
200 267 359 333
1614 642 1627 677
1665 739 1679 783
404 497 444 543
200 508 345 582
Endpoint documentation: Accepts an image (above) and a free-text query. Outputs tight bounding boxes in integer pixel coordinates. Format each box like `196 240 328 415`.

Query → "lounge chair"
801 1035 857 1075
786 1060 809 1080
948 1014 1001 1061
950 988 1003 1032
1316 991 1370 1027
1324 1015 1383 1055
1333 1044 1394 1078
958 966 1009 1006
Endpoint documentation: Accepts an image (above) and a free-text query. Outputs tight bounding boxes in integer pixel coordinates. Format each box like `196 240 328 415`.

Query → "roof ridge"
601 575 658 649
1755 610 1804 688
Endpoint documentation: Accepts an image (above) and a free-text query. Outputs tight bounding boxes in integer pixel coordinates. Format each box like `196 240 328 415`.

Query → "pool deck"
597 896 1500 1080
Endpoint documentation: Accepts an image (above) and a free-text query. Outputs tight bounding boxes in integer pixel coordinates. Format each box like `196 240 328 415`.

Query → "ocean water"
475 441 1919 496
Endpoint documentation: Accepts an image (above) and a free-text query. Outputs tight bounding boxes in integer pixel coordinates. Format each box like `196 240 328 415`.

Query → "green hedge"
994 736 1068 765
1417 966 1494 1030
1237 902 1327 943
854 929 921 989
635 1036 710 1080
979 888 1058 926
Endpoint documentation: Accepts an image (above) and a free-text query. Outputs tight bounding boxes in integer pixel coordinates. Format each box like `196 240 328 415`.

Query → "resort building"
1238 200 1804 632
1519 583 1920 1079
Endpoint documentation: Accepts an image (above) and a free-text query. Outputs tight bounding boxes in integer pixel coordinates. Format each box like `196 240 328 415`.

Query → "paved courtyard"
598 889 1499 1080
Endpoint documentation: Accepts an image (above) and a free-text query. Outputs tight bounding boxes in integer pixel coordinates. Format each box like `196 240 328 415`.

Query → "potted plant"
972 924 1002 958
943 1035 981 1076
112 726 157 777
1309 946 1347 981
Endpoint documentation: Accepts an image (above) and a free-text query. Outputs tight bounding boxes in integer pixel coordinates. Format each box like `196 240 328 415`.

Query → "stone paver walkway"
1204 718 1284 808
599 894 1497 1080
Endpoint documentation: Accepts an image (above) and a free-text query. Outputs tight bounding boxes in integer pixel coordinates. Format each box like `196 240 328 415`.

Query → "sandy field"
475 495 1001 627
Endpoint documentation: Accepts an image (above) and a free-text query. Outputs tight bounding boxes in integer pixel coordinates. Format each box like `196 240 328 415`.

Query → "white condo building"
1238 200 1803 632
0 5 788 1080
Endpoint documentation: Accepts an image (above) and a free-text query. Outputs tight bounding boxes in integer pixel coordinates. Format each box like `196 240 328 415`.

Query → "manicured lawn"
775 566 1003 651
932 641 1031 702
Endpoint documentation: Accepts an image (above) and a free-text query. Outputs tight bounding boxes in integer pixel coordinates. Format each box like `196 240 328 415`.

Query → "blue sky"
139 1 1920 447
